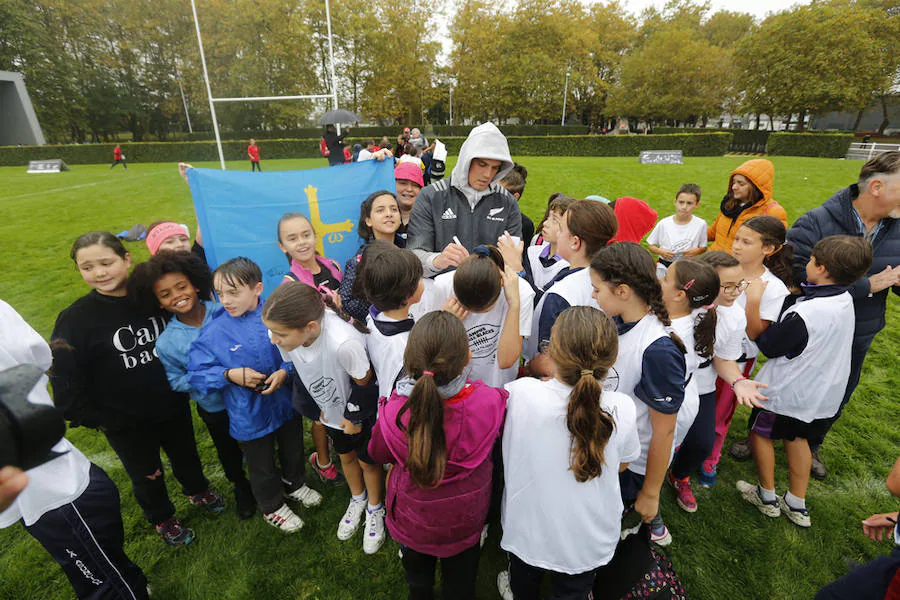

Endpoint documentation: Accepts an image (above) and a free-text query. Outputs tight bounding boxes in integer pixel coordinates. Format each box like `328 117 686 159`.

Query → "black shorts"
748 408 831 442
324 416 376 464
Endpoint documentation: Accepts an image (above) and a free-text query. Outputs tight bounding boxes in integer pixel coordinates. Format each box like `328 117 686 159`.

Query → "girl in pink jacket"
368 311 507 600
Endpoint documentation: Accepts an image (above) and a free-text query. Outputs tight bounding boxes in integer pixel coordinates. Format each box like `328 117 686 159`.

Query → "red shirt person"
248 139 261 172
110 144 127 170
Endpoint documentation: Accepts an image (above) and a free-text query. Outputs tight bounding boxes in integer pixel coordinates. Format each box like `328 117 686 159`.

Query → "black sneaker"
190 489 226 514
155 517 195 546
234 481 257 520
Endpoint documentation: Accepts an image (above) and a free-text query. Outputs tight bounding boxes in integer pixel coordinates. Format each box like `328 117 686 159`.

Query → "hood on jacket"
730 158 774 205
379 381 504 473
610 196 658 244
450 123 514 207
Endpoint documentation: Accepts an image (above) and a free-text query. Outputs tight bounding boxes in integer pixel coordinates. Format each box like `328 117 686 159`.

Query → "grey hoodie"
407 123 521 275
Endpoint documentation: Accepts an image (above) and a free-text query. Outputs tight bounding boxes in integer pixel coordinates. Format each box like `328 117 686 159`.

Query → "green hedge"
0 133 733 166
765 133 854 158
181 124 591 142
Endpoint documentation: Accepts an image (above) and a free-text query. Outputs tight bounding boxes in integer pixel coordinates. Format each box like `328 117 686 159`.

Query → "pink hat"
146 222 190 255
394 162 424 187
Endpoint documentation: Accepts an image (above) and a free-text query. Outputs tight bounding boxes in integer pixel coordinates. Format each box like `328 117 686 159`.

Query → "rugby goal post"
190 0 339 169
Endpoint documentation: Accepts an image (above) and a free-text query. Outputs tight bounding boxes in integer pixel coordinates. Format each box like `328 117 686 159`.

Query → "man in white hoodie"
407 123 522 276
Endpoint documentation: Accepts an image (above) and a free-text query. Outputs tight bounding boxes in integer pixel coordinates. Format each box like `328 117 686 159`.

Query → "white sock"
784 491 806 510
351 491 367 503
758 485 777 503
367 502 383 513
316 456 332 469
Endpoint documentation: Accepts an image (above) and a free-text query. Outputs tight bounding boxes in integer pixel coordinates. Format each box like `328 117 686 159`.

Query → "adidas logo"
441 208 457 220
488 207 504 217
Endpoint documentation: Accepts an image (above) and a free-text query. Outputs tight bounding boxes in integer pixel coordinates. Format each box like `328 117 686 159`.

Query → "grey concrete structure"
0 71 46 146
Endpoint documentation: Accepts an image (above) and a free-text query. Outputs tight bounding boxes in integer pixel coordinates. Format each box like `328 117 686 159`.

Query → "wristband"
730 376 748 390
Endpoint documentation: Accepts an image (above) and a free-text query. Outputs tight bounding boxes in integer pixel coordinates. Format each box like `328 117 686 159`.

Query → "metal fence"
846 142 900 160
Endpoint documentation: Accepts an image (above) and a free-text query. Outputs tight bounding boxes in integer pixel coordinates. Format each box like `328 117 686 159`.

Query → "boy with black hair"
500 163 534 245
361 246 427 401
189 257 323 533
737 235 873 528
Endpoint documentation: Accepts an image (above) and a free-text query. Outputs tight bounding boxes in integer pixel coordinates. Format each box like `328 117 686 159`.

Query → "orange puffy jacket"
707 159 788 253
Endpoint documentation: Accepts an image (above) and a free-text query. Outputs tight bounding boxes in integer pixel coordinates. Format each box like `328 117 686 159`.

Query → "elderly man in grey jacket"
407 123 522 277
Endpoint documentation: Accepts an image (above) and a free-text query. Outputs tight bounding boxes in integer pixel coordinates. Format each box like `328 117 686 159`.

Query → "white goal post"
190 0 339 169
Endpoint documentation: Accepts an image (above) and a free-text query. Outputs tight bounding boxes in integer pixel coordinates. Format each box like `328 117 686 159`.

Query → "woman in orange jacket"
707 159 787 253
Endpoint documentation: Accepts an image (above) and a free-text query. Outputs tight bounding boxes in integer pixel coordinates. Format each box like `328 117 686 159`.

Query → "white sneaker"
497 570 513 600
263 504 304 533
285 484 323 508
778 496 811 528
337 497 367 541
362 506 386 554
736 480 780 518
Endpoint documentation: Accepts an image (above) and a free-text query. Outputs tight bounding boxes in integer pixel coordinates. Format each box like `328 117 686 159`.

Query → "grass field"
0 156 898 599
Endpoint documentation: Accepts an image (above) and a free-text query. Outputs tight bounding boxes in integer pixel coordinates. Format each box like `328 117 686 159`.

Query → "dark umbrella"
317 109 361 125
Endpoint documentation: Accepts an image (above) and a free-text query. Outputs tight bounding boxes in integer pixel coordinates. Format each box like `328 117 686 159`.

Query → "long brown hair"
397 312 470 488
669 259 719 359
740 216 793 288
263 280 369 334
723 175 763 212
590 242 685 353
566 200 618 257
548 307 618 482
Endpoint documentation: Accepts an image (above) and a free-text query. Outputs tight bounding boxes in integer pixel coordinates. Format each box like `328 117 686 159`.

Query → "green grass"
1 156 898 599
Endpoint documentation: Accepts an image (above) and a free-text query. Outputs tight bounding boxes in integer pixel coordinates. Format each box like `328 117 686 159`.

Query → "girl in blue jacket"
189 257 323 533
130 252 255 519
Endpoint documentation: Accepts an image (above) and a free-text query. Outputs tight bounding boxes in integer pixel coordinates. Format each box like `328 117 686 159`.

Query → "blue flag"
187 160 396 296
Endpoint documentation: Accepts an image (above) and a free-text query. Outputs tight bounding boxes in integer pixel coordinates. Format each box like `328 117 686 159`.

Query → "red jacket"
113 147 123 160
247 144 260 161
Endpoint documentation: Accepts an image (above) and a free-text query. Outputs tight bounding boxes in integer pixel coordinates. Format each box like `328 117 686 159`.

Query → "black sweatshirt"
50 290 187 430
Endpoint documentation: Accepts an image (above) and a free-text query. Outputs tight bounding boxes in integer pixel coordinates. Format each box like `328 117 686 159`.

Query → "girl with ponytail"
589 242 686 547
368 311 507 600
726 216 791 462
499 306 640 596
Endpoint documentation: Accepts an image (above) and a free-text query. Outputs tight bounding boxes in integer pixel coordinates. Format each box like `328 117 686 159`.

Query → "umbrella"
317 109 361 125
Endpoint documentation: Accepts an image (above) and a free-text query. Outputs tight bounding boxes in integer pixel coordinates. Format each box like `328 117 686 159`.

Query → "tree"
736 1 900 131
607 27 730 124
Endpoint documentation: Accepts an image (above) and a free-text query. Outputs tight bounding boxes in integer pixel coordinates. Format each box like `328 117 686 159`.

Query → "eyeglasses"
721 280 750 294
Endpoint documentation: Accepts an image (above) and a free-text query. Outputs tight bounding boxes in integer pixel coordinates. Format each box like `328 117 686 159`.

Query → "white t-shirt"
279 311 370 429
365 311 412 401
501 378 640 574
0 300 92 528
695 302 746 394
735 267 790 360
647 215 707 276
428 271 535 387
357 149 374 161
669 311 703 449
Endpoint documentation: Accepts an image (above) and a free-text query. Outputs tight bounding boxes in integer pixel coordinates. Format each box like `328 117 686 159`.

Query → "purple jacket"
368 380 507 557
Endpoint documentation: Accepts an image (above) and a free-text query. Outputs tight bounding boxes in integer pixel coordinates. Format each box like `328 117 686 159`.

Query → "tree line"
1 0 897 144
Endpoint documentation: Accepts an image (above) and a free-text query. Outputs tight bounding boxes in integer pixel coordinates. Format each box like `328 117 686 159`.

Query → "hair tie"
422 370 434 377
472 245 491 258
580 369 594 377
682 278 695 291
702 302 716 310
771 243 785 255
